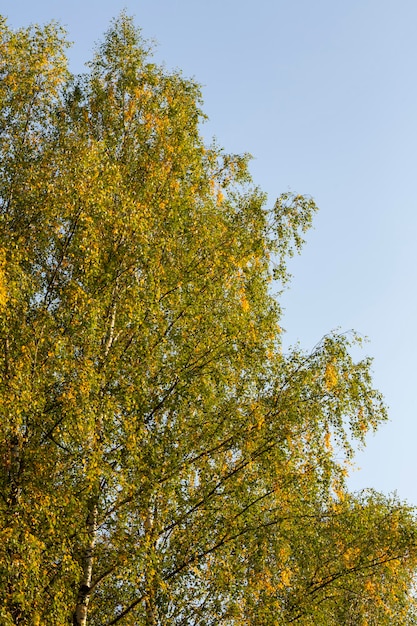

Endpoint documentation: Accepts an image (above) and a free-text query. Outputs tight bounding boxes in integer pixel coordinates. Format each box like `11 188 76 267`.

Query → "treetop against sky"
1 10 417 626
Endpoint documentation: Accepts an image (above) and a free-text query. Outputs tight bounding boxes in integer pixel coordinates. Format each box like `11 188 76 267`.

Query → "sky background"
3 0 417 504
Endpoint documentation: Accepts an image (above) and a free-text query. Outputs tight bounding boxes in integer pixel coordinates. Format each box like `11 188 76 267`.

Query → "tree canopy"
0 13 416 626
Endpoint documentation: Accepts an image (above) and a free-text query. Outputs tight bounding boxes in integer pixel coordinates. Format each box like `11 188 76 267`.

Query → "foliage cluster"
0 13 416 625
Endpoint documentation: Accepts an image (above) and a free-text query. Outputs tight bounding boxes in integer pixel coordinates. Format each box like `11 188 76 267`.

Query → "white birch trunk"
73 501 98 626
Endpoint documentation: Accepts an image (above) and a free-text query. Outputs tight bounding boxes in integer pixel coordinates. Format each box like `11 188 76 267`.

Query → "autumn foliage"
0 13 416 625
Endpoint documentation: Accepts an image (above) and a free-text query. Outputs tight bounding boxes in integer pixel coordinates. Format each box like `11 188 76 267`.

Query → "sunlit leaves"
0 12 416 626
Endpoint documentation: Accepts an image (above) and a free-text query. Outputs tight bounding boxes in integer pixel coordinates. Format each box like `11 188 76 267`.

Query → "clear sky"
4 0 417 504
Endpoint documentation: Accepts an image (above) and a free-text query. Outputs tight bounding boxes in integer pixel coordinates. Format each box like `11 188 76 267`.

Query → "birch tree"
0 13 416 626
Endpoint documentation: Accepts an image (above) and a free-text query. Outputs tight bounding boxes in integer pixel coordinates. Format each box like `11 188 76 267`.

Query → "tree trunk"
73 500 98 626
144 507 158 626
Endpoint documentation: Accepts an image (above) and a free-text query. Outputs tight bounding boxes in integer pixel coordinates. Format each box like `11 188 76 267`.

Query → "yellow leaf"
325 362 338 390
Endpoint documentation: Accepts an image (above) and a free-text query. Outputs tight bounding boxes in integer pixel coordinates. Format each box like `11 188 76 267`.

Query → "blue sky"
4 0 417 504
